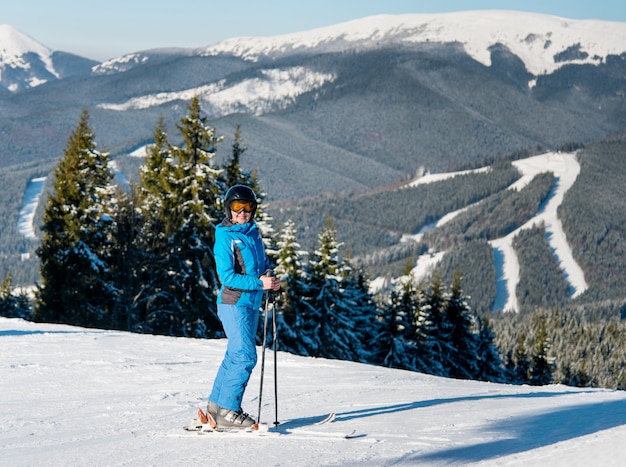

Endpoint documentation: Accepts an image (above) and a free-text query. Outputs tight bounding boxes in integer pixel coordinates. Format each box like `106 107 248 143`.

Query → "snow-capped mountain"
201 11 626 77
90 11 626 81
1 10 626 298
0 24 96 92
81 10 626 123
0 24 56 91
3 11 626 92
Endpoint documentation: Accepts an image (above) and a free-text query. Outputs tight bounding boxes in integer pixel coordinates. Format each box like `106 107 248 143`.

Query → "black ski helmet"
223 184 258 219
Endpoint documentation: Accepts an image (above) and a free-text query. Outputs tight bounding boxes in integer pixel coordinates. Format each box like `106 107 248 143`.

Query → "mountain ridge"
200 11 626 76
0 11 625 309
3 11 626 91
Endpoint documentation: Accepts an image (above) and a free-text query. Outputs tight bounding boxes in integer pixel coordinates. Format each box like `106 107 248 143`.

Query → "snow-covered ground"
1 317 625 466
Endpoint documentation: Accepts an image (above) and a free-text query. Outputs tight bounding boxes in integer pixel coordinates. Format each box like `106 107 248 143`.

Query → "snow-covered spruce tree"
273 219 309 354
510 334 532 384
135 98 223 337
474 313 506 382
374 277 420 370
221 124 248 190
108 186 141 331
299 222 366 361
134 117 178 334
338 260 381 364
442 271 480 380
0 272 31 319
414 273 447 376
529 314 555 385
35 109 116 328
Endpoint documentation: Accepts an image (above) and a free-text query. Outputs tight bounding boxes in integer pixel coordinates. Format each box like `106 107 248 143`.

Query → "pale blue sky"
4 0 625 61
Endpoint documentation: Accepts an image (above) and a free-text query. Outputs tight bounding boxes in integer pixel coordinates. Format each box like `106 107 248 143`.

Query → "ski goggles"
231 200 255 213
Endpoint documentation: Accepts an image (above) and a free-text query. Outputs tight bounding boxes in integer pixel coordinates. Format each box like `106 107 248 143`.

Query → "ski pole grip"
264 270 276 302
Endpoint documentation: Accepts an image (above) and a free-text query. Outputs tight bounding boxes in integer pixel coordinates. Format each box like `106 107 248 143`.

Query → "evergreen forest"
1 98 624 390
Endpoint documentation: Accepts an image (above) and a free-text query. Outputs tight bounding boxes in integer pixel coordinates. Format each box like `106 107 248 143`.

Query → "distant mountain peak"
0 24 99 92
0 24 58 91
201 10 626 76
0 24 52 59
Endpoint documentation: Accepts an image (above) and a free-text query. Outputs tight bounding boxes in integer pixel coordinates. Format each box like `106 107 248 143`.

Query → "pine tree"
0 273 30 319
475 314 505 382
375 278 420 370
134 117 175 333
512 334 531 384
135 97 224 337
443 271 479 379
273 219 308 354
35 109 116 327
529 315 555 385
109 186 141 331
300 222 363 360
340 262 380 363
0 272 13 317
222 124 249 189
415 273 447 376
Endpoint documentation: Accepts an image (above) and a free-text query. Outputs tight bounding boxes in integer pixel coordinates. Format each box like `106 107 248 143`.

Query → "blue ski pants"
209 304 259 412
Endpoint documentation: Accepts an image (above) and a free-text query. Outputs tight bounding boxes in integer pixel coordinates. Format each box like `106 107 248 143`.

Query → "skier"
208 185 280 429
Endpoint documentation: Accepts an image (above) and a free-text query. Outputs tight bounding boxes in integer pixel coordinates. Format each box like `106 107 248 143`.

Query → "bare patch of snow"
97 67 335 118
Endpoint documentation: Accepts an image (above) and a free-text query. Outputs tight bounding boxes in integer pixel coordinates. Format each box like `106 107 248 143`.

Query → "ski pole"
272 298 279 426
256 289 271 425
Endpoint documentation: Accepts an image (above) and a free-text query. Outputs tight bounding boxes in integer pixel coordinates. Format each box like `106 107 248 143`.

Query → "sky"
4 0 626 61
2 316 626 466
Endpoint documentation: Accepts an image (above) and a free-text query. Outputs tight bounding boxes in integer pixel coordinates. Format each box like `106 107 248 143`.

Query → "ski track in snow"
402 152 586 312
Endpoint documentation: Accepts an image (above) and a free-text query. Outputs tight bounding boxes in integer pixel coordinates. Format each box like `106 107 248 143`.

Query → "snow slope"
490 153 587 312
1 317 625 466
16 177 46 240
401 152 585 312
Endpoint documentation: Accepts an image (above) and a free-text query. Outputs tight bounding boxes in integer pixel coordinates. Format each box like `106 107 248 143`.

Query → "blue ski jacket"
214 218 270 310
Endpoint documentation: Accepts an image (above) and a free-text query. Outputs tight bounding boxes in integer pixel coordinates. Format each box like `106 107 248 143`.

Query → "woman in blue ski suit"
208 185 280 429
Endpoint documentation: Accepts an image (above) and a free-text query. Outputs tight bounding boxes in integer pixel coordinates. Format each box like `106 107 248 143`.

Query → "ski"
159 410 362 440
285 427 361 439
276 412 363 439
278 412 336 428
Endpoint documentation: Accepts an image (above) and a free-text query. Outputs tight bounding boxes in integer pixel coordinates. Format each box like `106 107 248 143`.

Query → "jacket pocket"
222 286 243 305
